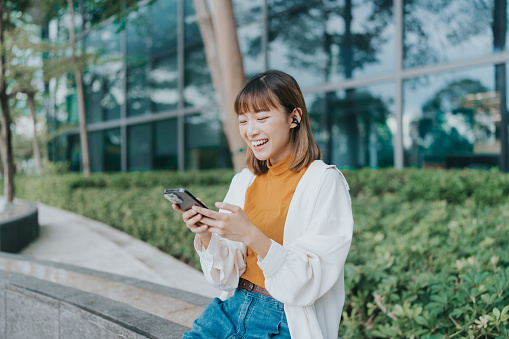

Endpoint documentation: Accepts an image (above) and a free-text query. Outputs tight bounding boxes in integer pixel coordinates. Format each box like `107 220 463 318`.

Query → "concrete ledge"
0 201 39 253
0 251 212 308
0 269 191 338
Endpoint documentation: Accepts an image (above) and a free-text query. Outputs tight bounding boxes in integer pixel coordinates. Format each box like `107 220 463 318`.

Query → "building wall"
47 0 509 172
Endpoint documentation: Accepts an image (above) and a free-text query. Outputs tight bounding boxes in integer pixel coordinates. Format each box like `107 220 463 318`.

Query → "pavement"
18 202 221 299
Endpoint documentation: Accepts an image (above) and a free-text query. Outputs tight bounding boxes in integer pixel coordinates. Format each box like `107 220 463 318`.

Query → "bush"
11 168 509 338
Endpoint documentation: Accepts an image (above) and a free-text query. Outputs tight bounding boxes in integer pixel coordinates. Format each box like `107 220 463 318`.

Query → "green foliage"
340 168 509 338
11 167 509 338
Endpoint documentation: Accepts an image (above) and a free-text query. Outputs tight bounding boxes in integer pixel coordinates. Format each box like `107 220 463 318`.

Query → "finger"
214 202 238 212
172 203 185 213
206 226 224 237
191 224 209 234
186 213 202 226
192 206 222 220
199 216 222 227
182 209 197 222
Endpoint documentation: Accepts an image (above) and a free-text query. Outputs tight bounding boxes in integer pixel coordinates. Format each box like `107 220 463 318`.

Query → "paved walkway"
20 202 220 299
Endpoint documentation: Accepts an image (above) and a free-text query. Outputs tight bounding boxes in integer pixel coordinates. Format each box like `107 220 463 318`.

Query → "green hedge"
12 168 509 338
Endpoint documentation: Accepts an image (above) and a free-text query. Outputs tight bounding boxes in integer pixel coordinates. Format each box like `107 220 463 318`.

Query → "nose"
246 120 259 137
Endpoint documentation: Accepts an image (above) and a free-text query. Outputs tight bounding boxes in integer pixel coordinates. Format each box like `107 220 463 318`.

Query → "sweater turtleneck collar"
267 152 293 176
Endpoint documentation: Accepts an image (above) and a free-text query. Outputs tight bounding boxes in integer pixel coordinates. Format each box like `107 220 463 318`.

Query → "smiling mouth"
251 139 268 147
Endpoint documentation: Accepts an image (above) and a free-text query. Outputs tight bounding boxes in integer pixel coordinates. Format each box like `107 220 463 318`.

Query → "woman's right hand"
172 203 212 247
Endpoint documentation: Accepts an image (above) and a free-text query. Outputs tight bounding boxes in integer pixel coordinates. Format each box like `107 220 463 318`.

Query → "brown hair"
234 70 322 175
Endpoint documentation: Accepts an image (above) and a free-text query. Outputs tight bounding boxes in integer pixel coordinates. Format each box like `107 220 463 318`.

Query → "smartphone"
164 188 208 211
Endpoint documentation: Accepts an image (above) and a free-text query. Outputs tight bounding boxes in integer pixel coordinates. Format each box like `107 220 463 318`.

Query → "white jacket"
194 160 353 339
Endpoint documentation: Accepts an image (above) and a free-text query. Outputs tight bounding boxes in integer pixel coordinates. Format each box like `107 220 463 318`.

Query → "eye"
239 120 247 125
257 117 269 121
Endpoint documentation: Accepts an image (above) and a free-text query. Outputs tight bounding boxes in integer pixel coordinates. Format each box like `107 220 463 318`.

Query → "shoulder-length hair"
234 70 322 175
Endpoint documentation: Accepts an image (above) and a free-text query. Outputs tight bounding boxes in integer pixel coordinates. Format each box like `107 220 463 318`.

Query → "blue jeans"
183 287 291 338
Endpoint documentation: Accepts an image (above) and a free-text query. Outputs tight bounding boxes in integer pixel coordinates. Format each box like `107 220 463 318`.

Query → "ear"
290 108 303 127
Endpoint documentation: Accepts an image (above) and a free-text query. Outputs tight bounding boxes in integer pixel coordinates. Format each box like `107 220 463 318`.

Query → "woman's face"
238 108 294 165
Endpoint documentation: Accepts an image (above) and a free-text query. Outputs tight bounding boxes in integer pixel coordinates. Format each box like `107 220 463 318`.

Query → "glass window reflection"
403 65 500 169
127 63 149 117
128 124 152 170
150 56 179 112
403 0 506 68
154 119 179 170
185 113 231 169
151 0 178 56
84 25 124 122
323 83 395 168
268 0 314 15
89 128 121 172
237 22 264 79
184 46 215 107
126 6 150 59
185 0 201 47
233 0 262 24
268 1 394 89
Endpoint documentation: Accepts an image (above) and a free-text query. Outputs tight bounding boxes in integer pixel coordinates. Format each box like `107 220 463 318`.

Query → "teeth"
252 139 268 146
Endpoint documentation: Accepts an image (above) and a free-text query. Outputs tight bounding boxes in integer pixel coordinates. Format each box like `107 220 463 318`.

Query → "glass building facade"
46 0 509 172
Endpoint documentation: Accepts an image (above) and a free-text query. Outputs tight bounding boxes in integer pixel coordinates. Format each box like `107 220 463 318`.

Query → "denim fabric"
183 287 291 339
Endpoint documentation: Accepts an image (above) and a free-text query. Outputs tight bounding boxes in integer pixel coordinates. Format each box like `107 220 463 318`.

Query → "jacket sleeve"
258 168 353 307
193 172 248 292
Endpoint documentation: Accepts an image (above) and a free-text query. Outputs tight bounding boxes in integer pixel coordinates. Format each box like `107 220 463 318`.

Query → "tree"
6 24 46 174
0 0 32 204
193 0 246 172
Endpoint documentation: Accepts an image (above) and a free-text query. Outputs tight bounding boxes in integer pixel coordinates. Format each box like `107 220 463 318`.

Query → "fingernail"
215 202 221 207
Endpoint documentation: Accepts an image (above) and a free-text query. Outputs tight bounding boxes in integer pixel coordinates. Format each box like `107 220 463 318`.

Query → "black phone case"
163 189 207 211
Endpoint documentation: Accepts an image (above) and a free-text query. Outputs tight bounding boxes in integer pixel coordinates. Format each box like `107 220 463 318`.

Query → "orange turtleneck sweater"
240 153 310 288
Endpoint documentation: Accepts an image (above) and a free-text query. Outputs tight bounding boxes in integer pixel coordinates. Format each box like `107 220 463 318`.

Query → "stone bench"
0 252 212 339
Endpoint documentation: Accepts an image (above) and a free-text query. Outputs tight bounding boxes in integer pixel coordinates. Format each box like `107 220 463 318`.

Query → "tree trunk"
0 4 14 203
68 0 91 176
27 93 42 175
193 0 246 172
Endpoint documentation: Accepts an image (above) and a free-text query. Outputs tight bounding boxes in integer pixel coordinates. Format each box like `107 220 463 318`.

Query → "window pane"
68 134 81 171
268 1 394 88
128 124 152 170
238 21 264 79
184 46 215 107
268 4 326 87
150 55 179 112
89 128 121 171
403 0 506 68
185 0 201 46
84 25 124 122
268 0 315 15
233 0 262 24
185 113 231 169
127 62 149 117
306 93 329 158
154 119 179 170
126 6 150 58
89 130 105 171
403 65 500 169
151 0 178 56
325 83 395 168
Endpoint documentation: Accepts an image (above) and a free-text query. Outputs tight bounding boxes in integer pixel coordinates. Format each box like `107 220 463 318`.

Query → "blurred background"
3 0 507 176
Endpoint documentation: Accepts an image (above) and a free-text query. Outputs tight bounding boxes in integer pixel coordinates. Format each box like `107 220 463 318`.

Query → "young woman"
173 70 353 339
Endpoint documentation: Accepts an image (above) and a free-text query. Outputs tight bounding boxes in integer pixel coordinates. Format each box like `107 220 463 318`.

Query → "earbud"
292 118 300 128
